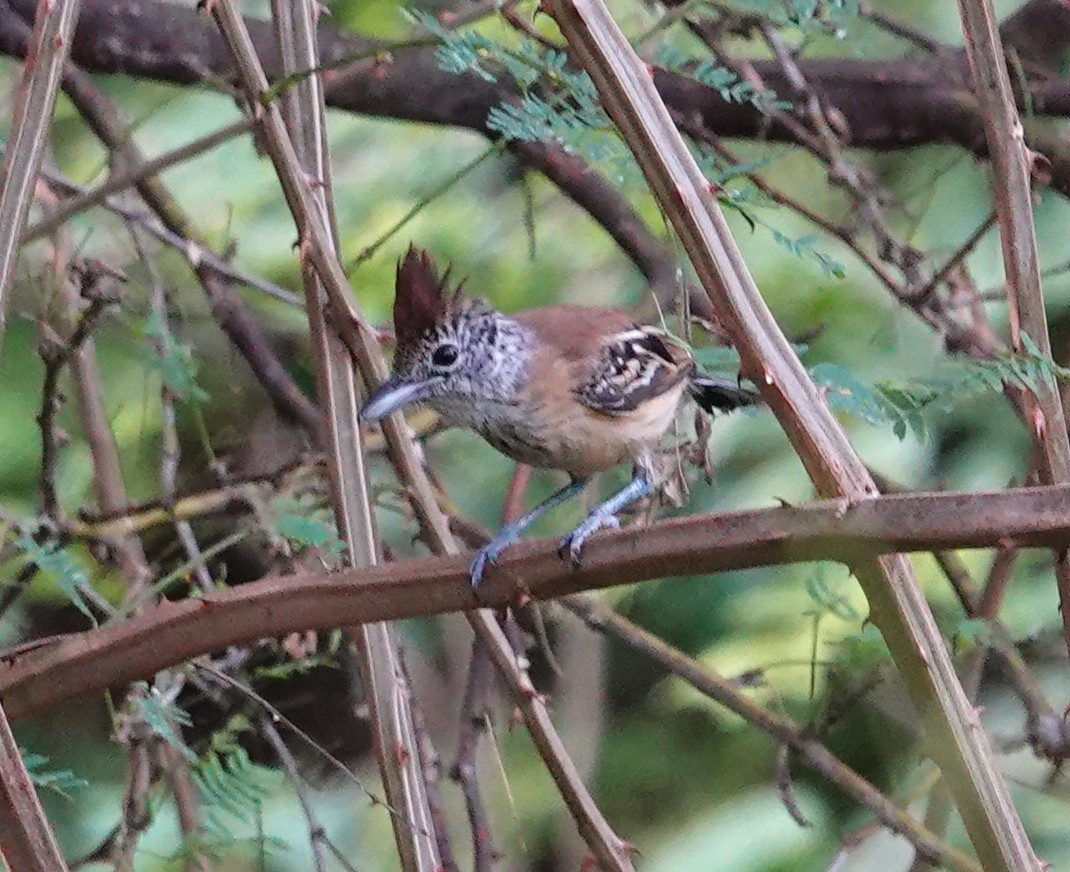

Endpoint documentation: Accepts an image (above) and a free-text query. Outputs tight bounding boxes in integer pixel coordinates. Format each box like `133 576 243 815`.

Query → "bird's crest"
394 245 465 348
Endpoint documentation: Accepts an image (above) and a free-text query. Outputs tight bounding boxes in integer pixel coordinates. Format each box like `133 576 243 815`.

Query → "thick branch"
3 484 1070 722
4 0 1070 191
6 0 1070 303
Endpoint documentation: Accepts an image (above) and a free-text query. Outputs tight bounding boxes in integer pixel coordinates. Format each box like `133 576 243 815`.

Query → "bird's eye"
431 343 460 369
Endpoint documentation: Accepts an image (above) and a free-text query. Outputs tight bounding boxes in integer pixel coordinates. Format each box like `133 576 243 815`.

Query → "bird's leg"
470 477 589 588
559 462 653 567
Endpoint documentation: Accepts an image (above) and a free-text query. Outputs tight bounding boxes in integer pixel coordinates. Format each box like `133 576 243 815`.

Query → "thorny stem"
544 0 1037 866
957 0 1070 669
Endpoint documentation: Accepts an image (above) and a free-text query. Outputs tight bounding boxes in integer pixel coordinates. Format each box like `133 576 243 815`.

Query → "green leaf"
276 512 345 554
131 682 195 760
805 565 859 621
404 8 499 82
194 720 281 839
142 310 209 403
16 534 95 621
21 749 88 798
811 362 893 427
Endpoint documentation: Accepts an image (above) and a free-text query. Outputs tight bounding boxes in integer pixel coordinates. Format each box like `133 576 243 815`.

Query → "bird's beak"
360 375 439 422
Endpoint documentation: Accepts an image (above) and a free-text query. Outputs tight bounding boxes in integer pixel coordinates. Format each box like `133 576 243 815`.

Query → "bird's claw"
470 532 519 589
558 512 620 567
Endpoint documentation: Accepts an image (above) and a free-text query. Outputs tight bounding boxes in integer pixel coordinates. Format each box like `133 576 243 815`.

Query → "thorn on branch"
776 744 812 828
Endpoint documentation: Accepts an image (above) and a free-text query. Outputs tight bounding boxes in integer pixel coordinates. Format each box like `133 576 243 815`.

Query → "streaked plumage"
361 246 759 585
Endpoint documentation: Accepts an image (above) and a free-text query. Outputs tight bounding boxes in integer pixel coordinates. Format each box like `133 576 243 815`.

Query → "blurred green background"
3 0 1070 869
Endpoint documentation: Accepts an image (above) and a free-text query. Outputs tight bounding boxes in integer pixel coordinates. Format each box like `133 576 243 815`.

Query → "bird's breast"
478 380 687 477
430 370 687 477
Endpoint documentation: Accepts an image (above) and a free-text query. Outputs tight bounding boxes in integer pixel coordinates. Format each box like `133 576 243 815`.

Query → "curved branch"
2 484 1070 721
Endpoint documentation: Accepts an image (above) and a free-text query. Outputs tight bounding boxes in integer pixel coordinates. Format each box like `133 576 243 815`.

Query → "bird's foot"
558 510 620 567
470 530 521 589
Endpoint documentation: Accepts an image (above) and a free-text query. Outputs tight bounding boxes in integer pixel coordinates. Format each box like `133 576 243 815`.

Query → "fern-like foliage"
734 0 860 34
142 310 208 403
758 218 845 278
813 337 1070 440
193 715 284 851
654 45 788 113
410 8 848 274
15 533 96 621
695 337 1070 441
129 681 196 759
21 749 88 798
406 8 500 82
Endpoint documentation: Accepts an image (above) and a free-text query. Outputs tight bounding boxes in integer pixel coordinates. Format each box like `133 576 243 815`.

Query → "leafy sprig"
15 533 96 621
695 336 1070 441
21 749 88 798
142 309 208 403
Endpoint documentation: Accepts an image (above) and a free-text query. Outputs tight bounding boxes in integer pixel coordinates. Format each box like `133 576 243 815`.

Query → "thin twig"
450 640 499 872
401 651 460 872
758 23 925 290
907 212 998 308
560 596 979 872
221 0 442 865
195 659 426 836
692 128 901 292
0 705 69 872
25 117 256 243
54 63 318 432
159 742 212 872
346 145 498 271
204 1 640 865
36 275 115 519
49 253 153 600
909 544 1022 872
113 687 155 871
258 716 332 872
38 169 302 308
857 3 944 53
135 227 214 593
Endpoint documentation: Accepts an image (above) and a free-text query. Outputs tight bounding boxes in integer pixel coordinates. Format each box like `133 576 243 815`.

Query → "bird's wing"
513 306 693 415
576 326 692 414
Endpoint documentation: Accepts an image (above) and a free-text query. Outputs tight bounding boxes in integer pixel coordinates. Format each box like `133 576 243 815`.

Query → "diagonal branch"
0 0 80 865
0 706 68 872
561 595 981 872
207 0 442 867
957 0 1070 663
540 1 1038 868
0 0 79 351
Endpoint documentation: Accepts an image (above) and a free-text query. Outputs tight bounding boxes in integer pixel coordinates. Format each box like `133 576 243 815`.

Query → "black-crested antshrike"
360 246 760 587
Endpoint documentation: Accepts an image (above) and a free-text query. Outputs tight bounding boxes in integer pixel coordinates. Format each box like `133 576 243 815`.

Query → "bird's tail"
689 371 761 413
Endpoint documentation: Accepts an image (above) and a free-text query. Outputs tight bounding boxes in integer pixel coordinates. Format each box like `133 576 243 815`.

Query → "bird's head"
360 246 531 423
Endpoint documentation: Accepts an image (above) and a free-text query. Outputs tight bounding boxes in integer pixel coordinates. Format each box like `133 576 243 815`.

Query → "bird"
360 246 760 587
